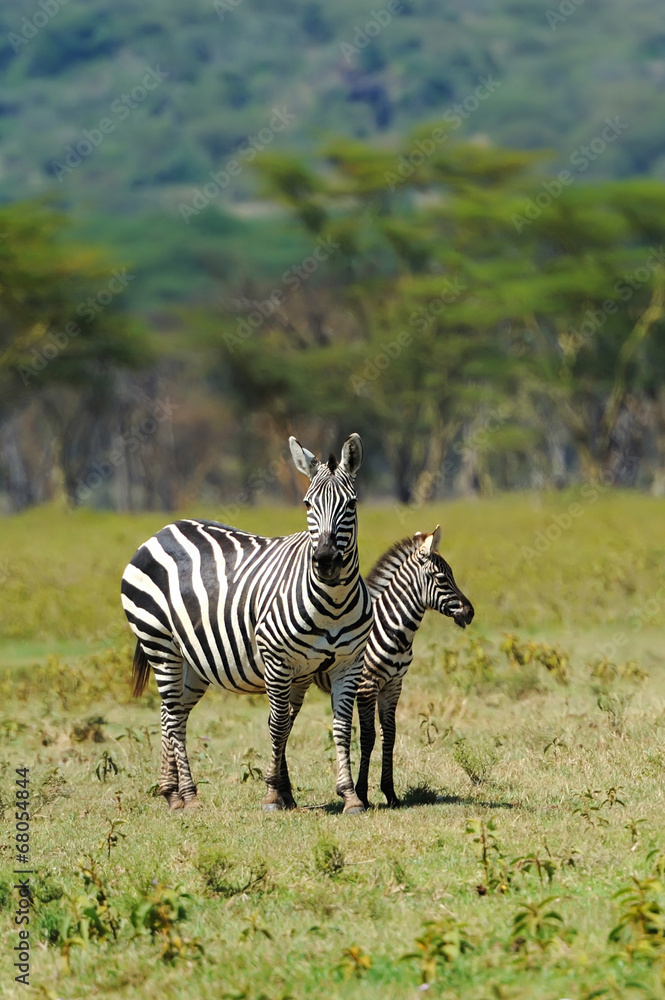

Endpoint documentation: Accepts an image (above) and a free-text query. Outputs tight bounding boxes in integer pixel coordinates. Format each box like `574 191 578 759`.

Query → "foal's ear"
289 437 320 480
339 433 364 477
418 524 441 556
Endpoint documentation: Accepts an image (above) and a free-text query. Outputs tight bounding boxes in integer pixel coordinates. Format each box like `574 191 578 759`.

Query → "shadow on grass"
302 784 518 813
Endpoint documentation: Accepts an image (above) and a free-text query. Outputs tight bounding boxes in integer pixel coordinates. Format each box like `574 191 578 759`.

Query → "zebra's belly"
176 622 267 693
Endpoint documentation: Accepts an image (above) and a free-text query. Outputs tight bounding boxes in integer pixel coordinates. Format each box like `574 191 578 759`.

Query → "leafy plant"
52 857 121 973
131 882 203 964
239 912 273 942
402 916 473 983
95 751 119 782
465 818 513 895
197 849 268 898
240 748 264 782
71 716 106 743
508 896 573 963
573 788 615 828
99 818 127 859
597 692 633 736
589 656 648 686
609 875 665 961
336 945 372 979
313 836 345 878
452 737 499 785
419 703 439 745
501 634 570 685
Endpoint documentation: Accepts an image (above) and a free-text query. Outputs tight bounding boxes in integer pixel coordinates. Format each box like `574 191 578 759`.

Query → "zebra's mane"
365 535 421 599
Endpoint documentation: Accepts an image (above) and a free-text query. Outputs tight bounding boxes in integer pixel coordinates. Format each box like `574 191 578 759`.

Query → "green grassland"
1 493 665 999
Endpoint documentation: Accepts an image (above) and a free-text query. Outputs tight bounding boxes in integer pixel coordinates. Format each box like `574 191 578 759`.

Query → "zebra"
316 525 473 807
120 433 373 814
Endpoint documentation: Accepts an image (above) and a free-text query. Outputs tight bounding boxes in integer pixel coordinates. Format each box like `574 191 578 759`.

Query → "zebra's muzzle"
453 604 475 629
312 537 343 583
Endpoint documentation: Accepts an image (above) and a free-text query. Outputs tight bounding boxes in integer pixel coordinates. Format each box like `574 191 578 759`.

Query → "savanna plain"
1 492 664 1000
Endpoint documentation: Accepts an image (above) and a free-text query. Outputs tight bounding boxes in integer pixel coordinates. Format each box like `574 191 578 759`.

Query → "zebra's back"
121 518 371 692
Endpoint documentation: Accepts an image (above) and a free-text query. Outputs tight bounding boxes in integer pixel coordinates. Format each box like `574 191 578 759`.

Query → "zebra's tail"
131 641 151 698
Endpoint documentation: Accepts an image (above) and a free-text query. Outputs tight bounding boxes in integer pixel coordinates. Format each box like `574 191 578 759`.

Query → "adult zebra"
315 526 473 807
120 434 373 814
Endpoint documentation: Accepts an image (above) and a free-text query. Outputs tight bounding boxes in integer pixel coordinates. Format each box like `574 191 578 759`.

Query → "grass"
1 492 665 998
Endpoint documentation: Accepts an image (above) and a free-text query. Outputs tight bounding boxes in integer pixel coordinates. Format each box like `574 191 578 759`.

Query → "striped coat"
317 526 473 806
121 434 373 813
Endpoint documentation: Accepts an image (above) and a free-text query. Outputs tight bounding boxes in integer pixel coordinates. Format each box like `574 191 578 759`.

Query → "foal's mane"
365 535 421 600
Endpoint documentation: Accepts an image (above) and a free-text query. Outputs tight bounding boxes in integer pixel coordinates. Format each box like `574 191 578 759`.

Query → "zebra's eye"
346 499 357 511
304 500 312 510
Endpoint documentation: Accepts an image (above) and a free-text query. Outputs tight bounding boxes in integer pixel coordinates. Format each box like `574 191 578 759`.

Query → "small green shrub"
314 836 345 877
197 849 268 898
451 737 499 785
402 916 473 984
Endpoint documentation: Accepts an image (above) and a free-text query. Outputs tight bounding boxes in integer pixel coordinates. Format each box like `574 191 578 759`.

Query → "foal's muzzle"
453 603 475 629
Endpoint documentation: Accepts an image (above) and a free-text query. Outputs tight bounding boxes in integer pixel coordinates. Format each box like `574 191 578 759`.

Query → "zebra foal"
120 434 372 814
319 526 473 807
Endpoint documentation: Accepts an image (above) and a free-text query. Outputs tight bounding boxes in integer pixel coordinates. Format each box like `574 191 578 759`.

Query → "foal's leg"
355 678 378 808
378 676 403 808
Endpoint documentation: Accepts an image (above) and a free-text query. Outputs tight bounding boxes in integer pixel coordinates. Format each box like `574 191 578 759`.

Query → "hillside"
1 0 665 309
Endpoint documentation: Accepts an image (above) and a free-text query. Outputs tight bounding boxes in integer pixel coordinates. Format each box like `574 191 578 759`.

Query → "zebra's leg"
278 678 312 809
155 658 209 810
329 660 365 814
262 661 293 812
378 676 403 808
355 679 378 809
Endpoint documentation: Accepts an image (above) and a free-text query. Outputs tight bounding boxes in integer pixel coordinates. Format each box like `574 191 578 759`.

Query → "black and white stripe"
350 525 473 807
120 434 373 813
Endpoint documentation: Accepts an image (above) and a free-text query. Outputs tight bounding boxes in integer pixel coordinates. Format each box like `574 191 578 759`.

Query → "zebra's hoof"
183 796 201 809
166 793 185 811
343 796 366 815
262 801 283 813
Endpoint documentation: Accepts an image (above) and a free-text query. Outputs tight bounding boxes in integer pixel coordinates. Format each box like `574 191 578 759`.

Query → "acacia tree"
0 201 150 509
212 132 665 499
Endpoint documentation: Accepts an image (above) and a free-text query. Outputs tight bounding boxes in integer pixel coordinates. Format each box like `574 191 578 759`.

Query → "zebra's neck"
369 553 427 658
365 536 421 600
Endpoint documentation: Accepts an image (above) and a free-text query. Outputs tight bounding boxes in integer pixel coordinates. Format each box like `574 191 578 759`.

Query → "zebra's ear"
418 525 441 556
339 433 364 477
289 436 320 480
